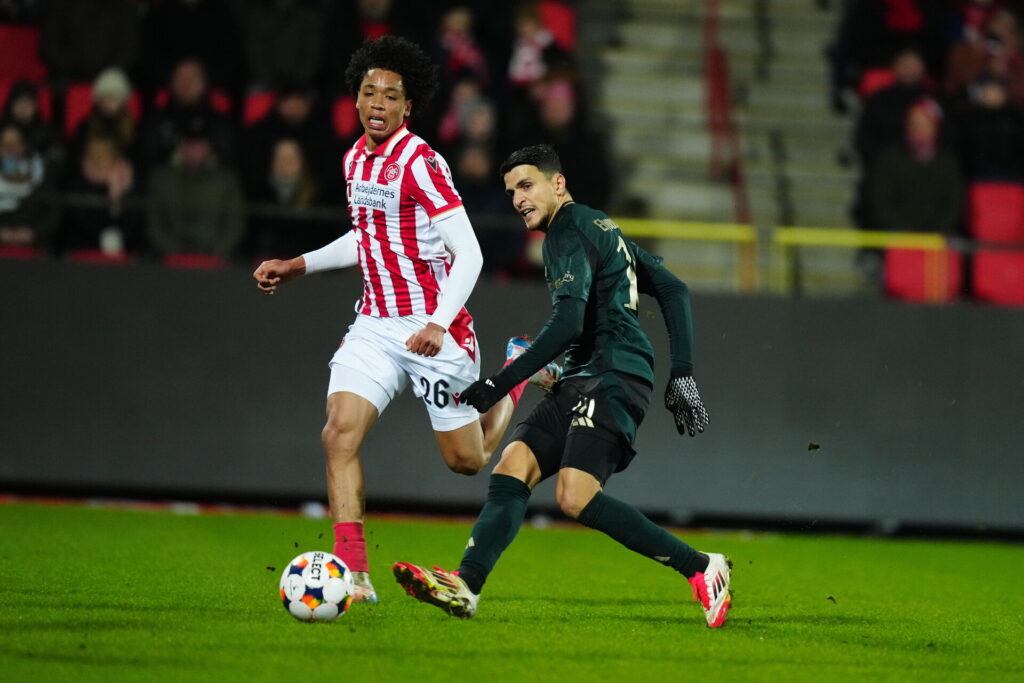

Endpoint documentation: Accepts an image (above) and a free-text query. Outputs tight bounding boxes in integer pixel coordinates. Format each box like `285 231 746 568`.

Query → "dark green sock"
457 474 532 593
577 492 708 578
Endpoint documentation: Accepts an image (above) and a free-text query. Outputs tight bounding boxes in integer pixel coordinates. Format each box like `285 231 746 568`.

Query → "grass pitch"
1 502 1022 682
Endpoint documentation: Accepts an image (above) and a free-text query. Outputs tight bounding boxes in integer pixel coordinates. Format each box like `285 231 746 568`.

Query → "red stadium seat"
332 95 359 139
972 250 1024 306
154 88 233 114
68 249 134 264
162 253 226 269
858 68 896 99
967 182 1024 243
0 245 39 260
243 91 276 126
0 24 46 82
884 248 963 303
0 78 54 122
540 0 578 50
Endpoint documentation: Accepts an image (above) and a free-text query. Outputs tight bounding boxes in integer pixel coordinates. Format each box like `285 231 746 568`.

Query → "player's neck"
544 195 575 231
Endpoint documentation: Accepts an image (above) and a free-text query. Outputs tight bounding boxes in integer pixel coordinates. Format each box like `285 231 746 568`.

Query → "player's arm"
635 244 694 372
634 243 709 437
461 295 584 412
462 230 593 412
406 208 483 356
252 230 358 295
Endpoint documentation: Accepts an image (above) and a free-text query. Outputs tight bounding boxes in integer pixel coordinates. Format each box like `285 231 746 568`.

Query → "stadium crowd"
0 0 607 277
829 0 1024 302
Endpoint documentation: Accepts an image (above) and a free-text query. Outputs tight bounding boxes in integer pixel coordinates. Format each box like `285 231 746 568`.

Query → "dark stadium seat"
64 82 143 138
0 78 53 121
884 248 963 302
972 251 1024 306
243 91 276 126
162 253 226 269
967 182 1024 243
0 24 47 82
332 95 358 139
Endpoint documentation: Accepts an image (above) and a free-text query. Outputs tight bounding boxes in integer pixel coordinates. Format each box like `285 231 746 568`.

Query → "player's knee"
557 489 588 520
493 444 541 485
321 415 362 458
446 451 486 476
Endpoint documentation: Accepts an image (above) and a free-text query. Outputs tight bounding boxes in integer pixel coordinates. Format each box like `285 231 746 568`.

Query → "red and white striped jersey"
343 124 468 320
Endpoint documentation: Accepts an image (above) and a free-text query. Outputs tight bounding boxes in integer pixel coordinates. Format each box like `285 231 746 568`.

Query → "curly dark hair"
344 35 439 113
498 144 564 178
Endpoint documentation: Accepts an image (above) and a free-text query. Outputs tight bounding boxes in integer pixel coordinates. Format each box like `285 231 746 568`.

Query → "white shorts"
327 313 481 432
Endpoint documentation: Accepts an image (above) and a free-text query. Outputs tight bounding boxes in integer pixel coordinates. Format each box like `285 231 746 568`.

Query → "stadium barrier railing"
12 191 1024 302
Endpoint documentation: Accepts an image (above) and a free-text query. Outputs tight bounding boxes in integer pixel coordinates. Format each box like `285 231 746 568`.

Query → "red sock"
503 353 528 408
507 380 527 407
332 522 368 572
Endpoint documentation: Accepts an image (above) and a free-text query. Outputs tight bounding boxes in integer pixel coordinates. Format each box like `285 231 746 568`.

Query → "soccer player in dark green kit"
393 145 732 627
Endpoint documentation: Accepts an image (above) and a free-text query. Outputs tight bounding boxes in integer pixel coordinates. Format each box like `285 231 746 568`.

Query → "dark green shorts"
506 372 652 486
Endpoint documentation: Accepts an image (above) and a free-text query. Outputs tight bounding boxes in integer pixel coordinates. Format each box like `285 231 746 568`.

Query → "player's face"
356 68 412 149
503 164 566 231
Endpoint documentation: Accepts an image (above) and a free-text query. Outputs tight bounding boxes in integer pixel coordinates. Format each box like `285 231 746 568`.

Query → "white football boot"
688 552 732 628
392 562 479 618
350 571 379 604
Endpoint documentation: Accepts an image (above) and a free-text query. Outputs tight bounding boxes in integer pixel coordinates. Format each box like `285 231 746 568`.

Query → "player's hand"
664 371 709 437
253 257 304 295
460 376 506 413
406 323 446 357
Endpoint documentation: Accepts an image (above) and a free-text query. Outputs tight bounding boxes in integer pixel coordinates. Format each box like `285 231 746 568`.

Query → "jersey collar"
359 124 410 158
547 200 576 232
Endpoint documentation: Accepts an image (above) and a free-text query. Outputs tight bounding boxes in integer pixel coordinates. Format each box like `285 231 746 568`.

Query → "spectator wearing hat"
68 67 138 170
146 116 244 259
867 98 964 234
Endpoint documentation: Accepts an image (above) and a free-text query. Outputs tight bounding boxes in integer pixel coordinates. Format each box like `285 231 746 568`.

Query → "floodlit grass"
1 503 1022 682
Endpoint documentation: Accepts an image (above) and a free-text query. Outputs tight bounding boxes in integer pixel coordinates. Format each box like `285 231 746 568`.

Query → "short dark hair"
344 35 439 113
498 144 563 178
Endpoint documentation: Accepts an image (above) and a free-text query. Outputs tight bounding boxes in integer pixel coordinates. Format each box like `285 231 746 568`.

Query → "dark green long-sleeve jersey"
491 202 694 393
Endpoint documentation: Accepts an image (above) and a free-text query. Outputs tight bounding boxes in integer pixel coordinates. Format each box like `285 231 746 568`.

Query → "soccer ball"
279 551 354 622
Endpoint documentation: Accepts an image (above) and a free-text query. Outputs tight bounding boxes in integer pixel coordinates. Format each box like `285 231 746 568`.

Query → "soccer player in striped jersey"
252 37 557 604
393 145 732 628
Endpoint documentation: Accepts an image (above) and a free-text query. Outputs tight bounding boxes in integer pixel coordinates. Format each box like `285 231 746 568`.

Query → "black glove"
664 370 709 437
460 376 508 413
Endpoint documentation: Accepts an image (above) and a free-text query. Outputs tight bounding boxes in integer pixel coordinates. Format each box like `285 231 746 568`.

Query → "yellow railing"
615 218 954 295
616 218 759 292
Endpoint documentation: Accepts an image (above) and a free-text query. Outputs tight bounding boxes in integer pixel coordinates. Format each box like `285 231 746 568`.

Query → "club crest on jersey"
383 162 401 183
550 271 575 290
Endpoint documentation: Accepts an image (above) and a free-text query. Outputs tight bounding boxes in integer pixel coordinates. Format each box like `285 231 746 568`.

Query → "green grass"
1 503 1022 682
